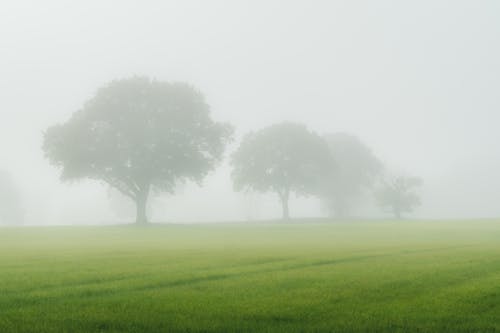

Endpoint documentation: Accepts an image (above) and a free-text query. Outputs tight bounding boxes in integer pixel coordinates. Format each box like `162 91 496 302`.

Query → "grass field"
1 220 500 333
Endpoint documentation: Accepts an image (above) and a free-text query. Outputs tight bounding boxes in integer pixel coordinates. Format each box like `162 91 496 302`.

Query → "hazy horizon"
1 0 500 224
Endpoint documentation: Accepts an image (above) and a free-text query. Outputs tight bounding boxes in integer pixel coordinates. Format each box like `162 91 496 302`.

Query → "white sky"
1 0 499 223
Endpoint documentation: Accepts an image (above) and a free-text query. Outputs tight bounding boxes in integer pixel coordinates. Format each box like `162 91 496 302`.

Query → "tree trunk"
393 206 401 219
281 198 290 220
278 190 290 220
333 198 346 219
135 188 150 225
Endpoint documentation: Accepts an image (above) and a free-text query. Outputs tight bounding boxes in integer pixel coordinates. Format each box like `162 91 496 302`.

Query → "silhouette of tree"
44 77 233 224
375 175 422 219
321 133 382 218
231 122 334 220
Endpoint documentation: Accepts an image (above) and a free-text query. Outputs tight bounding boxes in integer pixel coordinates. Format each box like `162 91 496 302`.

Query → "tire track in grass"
0 245 479 312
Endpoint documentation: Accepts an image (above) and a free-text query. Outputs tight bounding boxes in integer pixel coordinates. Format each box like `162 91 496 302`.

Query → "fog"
1 0 499 225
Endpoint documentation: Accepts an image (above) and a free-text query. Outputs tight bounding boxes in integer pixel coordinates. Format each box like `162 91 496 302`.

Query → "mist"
1 0 500 225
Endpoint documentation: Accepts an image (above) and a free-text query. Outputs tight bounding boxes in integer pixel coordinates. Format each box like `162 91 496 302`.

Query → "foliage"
321 133 382 217
375 175 422 218
231 122 334 219
43 77 233 224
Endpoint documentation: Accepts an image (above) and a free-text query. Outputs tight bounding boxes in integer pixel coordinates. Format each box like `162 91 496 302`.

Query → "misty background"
1 0 499 224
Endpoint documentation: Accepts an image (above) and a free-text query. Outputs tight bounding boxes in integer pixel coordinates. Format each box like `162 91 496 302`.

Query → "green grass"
1 220 500 333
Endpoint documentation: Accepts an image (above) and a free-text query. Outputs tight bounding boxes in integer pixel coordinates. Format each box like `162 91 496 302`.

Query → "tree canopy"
44 77 233 224
321 133 382 218
375 175 422 219
231 122 334 219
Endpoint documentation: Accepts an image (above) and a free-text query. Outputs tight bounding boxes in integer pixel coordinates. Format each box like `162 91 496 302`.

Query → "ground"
1 220 500 332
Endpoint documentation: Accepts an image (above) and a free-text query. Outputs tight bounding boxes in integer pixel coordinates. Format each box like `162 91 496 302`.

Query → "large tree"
375 175 422 219
44 77 233 224
231 122 334 220
321 133 382 218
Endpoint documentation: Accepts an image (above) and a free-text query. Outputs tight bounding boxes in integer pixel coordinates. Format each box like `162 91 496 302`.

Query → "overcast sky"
1 0 499 224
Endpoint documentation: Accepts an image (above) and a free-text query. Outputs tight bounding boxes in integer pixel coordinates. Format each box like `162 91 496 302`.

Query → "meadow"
1 220 500 333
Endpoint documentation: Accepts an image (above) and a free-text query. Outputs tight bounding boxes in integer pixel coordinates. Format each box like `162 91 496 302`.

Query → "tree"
321 133 382 218
375 175 422 219
43 77 233 224
0 170 23 225
231 122 334 220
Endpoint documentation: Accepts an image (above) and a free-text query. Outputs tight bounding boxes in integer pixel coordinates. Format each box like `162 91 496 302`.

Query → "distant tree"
375 175 422 219
0 170 23 225
231 122 334 220
321 133 382 218
43 77 233 224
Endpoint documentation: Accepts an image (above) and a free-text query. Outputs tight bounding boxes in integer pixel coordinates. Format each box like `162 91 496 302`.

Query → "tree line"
43 77 422 224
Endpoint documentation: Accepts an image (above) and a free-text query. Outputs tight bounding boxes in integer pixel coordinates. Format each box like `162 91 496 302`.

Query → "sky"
1 0 499 224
